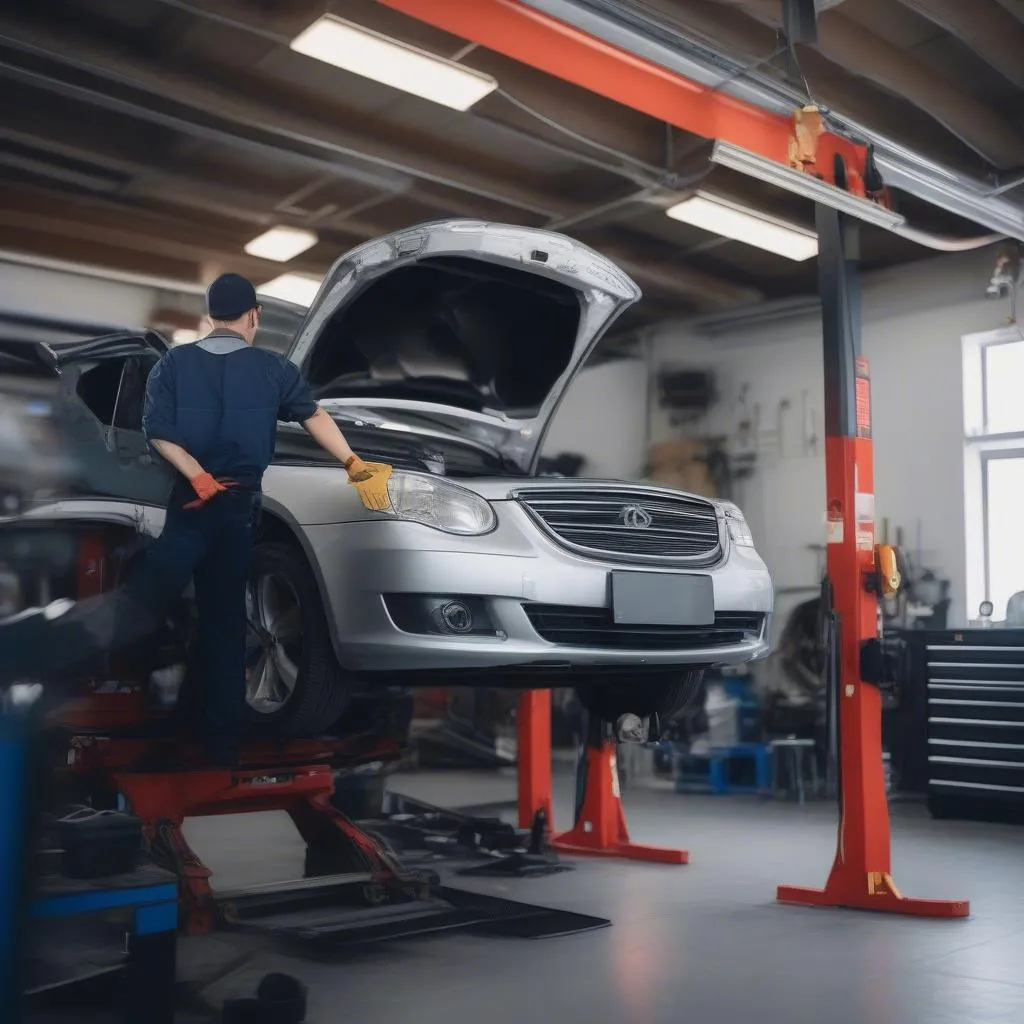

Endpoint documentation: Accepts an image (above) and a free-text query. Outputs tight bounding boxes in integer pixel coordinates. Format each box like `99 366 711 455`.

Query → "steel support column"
776 207 968 917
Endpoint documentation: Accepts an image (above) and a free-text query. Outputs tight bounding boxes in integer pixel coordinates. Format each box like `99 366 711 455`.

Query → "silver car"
14 220 773 738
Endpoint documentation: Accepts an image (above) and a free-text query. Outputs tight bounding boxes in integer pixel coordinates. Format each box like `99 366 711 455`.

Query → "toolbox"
58 808 143 879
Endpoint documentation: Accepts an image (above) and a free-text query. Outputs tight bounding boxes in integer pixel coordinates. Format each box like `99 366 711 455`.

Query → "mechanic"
0 273 390 766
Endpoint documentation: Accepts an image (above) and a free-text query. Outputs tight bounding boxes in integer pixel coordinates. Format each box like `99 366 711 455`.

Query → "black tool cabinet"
905 629 1024 822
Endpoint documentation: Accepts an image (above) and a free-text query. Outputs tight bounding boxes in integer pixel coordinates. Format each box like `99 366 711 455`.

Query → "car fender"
257 494 347 657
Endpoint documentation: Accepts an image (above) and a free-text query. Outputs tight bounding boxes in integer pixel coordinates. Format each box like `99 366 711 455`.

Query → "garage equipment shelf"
28 863 178 1024
919 629 1024 821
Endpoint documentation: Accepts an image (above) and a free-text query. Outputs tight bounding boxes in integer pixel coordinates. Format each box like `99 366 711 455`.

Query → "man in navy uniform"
0 273 390 766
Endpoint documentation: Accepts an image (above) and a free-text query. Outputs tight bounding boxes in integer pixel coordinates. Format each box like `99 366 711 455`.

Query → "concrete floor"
157 768 1024 1024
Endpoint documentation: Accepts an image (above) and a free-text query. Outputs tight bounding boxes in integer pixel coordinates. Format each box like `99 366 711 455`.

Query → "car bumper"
302 502 773 676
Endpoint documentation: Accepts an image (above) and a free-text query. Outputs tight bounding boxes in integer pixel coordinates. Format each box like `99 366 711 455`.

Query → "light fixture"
171 328 199 345
666 191 818 261
259 273 323 307
290 15 498 111
710 141 907 231
244 226 318 262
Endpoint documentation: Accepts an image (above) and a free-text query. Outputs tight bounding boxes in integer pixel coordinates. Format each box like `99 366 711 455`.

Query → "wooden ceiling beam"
0 8 592 220
0 184 326 282
895 0 1024 89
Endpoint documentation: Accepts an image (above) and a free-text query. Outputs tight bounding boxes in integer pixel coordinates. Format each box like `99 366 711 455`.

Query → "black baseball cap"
206 273 258 320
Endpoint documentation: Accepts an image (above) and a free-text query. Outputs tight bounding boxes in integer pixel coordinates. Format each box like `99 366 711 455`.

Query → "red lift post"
548 715 688 864
517 691 553 830
517 691 687 863
775 209 968 918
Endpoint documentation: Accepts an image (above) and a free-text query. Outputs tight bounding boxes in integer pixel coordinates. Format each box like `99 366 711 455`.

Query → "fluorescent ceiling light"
171 328 199 345
259 273 323 307
666 191 818 261
710 141 907 231
244 226 318 262
290 15 498 111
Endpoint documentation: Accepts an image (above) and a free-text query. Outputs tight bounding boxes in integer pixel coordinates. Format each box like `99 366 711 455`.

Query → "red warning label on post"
855 357 871 439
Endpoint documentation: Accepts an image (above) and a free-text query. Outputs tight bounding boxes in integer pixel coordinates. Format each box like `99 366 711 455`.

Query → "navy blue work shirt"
142 330 318 499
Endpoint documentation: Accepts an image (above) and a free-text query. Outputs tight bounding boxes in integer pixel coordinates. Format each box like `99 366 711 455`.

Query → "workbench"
27 863 178 1024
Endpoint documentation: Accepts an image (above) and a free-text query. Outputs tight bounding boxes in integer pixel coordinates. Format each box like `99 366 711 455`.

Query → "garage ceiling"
0 0 1021 330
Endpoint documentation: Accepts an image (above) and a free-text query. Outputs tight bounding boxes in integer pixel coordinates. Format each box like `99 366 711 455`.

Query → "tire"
245 542 351 738
575 670 705 726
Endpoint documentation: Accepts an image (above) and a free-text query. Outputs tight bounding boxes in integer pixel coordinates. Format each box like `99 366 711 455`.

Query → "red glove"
184 472 237 510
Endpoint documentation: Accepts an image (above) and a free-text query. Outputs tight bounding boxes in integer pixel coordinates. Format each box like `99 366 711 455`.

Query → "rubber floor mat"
223 878 609 946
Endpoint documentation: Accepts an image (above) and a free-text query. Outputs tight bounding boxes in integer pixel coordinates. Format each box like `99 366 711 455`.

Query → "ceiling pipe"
890 224 1003 252
986 172 1024 198
518 0 1024 242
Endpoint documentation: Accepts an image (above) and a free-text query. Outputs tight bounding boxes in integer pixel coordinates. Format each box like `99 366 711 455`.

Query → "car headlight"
385 473 496 535
718 502 754 547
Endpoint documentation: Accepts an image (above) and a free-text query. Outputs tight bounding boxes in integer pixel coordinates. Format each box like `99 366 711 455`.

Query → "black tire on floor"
574 670 706 725
246 542 352 738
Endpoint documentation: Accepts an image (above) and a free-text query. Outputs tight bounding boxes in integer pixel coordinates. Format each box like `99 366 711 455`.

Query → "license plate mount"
611 572 715 626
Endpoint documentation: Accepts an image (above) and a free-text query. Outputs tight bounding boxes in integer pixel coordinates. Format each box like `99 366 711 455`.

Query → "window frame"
963 326 1024 619
980 447 1024 614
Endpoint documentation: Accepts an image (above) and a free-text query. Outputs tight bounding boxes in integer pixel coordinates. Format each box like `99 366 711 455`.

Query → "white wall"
543 356 649 479
0 260 158 327
652 247 1008 627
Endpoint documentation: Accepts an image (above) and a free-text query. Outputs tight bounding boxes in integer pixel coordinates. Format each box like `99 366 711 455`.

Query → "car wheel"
575 670 705 726
245 542 351 738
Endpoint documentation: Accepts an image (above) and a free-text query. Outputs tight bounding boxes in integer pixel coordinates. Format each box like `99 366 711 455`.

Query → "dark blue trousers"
1 490 257 762
128 490 258 761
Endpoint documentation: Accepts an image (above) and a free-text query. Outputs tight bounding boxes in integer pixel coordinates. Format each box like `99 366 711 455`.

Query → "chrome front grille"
516 488 721 562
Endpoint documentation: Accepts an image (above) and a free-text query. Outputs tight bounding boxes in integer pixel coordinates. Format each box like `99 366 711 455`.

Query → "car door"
55 336 173 507
107 352 175 506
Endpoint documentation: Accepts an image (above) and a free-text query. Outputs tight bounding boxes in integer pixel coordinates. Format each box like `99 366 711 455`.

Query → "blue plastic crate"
675 743 772 795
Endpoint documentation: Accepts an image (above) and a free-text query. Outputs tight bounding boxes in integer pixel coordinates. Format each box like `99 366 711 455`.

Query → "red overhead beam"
375 0 791 164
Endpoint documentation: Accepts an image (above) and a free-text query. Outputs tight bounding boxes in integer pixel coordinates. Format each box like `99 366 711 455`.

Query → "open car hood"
281 220 640 473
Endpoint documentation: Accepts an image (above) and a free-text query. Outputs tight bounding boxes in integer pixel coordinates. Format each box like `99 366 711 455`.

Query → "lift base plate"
777 871 969 918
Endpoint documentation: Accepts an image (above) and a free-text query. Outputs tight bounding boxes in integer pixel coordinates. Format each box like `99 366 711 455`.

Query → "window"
982 339 1024 435
983 452 1024 621
963 328 1024 621
112 354 159 432
75 359 127 427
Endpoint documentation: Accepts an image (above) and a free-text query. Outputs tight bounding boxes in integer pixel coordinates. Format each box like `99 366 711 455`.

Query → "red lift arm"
375 0 867 183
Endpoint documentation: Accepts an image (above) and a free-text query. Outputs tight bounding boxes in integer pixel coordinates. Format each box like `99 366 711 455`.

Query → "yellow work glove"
345 456 393 512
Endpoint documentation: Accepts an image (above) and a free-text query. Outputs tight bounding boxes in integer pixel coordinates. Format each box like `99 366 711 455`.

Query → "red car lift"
774 209 968 918
425 0 971 911
61 709 421 936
